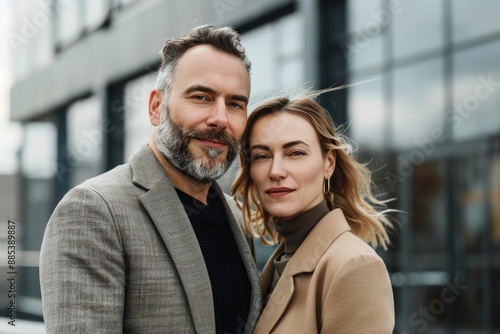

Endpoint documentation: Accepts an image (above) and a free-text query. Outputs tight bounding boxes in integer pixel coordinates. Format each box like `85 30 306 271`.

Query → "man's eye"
193 95 208 101
229 102 244 109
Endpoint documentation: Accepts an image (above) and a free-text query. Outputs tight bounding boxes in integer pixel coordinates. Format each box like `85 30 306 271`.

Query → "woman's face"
249 112 335 221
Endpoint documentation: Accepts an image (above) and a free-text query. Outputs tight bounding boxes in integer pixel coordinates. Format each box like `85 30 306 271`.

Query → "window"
452 0 500 43
392 0 444 59
123 72 156 160
346 0 385 72
241 12 305 108
452 40 500 141
21 123 57 179
392 58 445 149
66 96 104 187
347 76 386 148
55 0 110 50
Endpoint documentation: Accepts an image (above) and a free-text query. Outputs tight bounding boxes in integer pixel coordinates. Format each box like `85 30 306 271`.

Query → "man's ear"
149 89 163 126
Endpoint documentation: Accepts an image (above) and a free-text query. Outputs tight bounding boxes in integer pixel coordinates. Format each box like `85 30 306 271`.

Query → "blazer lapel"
131 145 215 333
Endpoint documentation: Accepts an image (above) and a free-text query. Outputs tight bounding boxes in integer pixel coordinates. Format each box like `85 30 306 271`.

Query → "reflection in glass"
242 24 276 105
21 122 57 179
84 0 110 32
124 73 155 160
452 40 500 141
392 0 443 59
347 0 383 34
277 12 303 56
347 34 384 72
410 286 447 332
56 0 82 48
411 162 448 269
279 58 304 90
346 0 385 71
452 0 500 43
455 157 488 253
66 96 103 187
454 157 490 330
392 58 445 149
347 77 385 149
242 12 304 108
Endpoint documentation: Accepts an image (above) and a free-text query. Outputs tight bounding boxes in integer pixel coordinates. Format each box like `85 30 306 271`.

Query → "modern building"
8 0 500 332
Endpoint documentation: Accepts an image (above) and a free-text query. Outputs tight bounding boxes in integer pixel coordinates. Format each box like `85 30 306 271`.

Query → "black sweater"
176 187 251 334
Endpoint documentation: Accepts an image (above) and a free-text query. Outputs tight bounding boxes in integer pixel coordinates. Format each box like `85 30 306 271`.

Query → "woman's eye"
289 150 306 157
252 154 268 161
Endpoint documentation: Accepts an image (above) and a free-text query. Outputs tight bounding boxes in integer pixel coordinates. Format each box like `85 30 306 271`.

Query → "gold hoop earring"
323 176 331 195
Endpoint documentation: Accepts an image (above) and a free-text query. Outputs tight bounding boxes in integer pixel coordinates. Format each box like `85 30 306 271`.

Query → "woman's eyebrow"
250 140 309 151
250 144 269 151
282 140 309 149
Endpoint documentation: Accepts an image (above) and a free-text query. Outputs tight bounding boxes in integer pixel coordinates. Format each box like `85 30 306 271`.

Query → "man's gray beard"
155 103 239 184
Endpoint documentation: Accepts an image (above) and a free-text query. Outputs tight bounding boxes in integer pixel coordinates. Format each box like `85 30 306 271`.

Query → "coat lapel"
130 145 215 333
255 243 296 333
255 209 351 332
286 209 351 276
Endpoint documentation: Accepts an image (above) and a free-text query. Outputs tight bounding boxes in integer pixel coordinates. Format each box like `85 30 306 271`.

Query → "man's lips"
265 187 294 198
194 137 226 148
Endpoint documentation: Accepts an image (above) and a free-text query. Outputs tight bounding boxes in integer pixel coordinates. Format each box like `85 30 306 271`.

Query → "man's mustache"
184 129 239 147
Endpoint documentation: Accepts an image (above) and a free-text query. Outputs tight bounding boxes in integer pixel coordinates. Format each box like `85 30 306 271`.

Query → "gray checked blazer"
40 144 262 333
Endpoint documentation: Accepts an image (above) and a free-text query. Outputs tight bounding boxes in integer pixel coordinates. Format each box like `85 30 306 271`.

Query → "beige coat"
254 209 394 334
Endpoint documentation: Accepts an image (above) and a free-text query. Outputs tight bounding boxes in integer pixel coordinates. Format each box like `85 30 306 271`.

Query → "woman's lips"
266 187 294 198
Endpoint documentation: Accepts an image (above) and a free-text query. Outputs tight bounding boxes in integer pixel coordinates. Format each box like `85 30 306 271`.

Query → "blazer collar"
129 144 166 191
256 209 351 333
130 145 261 333
130 145 214 332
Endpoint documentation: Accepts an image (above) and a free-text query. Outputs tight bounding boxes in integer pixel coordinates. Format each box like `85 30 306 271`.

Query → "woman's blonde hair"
231 89 393 249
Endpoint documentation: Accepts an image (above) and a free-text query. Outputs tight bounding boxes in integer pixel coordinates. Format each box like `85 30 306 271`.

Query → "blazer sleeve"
40 185 126 334
322 253 394 334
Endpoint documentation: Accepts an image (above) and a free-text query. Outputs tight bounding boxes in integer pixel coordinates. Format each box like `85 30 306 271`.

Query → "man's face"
155 45 250 183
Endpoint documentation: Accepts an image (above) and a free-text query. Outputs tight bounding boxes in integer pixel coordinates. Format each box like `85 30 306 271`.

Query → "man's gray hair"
155 24 251 96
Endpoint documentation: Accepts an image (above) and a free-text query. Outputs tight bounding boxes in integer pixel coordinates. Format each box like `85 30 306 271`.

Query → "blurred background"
0 0 499 333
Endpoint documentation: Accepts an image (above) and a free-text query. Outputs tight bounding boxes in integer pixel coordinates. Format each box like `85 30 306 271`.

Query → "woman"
232 91 395 333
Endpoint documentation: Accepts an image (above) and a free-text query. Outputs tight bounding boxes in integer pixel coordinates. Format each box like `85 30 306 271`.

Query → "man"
40 25 261 333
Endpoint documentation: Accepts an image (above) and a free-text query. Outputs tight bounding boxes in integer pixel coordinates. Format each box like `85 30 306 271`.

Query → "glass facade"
241 11 305 108
345 0 500 332
123 72 155 161
66 96 105 188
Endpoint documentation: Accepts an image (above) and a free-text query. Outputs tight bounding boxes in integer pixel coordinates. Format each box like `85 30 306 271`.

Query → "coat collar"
130 145 261 333
256 209 351 333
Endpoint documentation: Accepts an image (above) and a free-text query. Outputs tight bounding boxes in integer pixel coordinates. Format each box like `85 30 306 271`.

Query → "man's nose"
207 100 228 129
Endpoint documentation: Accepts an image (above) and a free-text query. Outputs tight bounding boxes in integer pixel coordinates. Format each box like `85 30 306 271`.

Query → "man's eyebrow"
231 94 249 105
184 85 215 95
250 141 309 151
184 85 248 104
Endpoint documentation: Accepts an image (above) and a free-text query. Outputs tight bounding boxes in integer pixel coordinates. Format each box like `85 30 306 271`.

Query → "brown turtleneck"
265 200 330 303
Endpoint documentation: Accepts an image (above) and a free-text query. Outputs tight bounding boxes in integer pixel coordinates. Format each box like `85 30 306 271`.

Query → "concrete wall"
11 0 294 121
